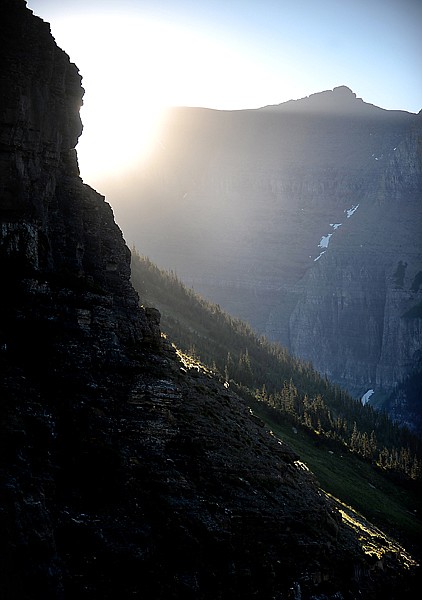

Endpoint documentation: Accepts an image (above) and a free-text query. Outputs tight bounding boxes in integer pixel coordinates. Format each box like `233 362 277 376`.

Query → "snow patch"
345 204 359 218
361 389 374 406
314 251 326 262
318 233 333 249
313 223 342 261
311 213 349 262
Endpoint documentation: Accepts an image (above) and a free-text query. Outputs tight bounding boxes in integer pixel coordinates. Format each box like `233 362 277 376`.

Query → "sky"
26 0 422 188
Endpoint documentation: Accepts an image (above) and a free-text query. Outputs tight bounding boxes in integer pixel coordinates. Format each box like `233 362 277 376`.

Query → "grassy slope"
252 404 421 551
131 252 422 557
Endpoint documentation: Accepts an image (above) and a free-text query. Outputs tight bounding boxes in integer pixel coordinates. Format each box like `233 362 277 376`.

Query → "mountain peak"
307 85 361 106
261 85 384 116
332 85 356 96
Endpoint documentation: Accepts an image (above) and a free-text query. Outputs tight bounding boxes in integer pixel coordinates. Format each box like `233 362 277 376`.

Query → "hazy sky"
27 0 421 186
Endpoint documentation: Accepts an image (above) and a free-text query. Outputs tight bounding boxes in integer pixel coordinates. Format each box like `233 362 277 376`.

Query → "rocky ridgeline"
0 1 419 598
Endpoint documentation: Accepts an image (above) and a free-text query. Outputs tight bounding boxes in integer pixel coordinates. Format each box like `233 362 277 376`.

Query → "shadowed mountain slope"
131 252 422 549
0 2 420 598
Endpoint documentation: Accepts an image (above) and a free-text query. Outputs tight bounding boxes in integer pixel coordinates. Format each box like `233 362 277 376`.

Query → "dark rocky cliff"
0 2 419 598
0 0 156 361
123 87 422 431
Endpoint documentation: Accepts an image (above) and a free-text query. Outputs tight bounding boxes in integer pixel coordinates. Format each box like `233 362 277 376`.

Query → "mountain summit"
261 86 391 115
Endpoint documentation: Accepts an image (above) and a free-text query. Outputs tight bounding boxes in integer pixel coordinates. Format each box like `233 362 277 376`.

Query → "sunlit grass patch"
324 491 418 568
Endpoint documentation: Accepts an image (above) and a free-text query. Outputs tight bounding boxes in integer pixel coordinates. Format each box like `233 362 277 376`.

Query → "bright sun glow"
47 13 283 185
50 16 192 181
27 0 422 189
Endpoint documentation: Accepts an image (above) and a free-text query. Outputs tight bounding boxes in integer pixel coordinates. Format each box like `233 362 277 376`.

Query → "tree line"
131 250 421 481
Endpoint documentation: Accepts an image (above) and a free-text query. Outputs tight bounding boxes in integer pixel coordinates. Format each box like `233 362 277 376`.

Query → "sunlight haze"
27 0 421 190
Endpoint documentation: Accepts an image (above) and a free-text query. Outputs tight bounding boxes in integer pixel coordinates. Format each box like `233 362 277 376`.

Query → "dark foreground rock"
0 1 419 598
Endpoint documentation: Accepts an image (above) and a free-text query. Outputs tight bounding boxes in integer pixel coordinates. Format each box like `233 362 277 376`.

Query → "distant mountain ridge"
122 86 422 431
260 85 410 116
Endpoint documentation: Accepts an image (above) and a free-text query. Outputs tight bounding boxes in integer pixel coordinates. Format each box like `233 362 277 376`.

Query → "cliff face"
0 0 158 372
0 2 419 598
289 114 422 427
122 87 422 430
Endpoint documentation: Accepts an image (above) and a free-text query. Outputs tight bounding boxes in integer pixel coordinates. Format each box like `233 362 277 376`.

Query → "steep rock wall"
123 88 422 427
0 0 157 368
289 115 422 409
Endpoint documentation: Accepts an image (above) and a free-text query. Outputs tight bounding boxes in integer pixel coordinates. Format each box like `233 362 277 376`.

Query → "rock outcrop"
0 0 157 363
122 85 422 431
0 2 419 598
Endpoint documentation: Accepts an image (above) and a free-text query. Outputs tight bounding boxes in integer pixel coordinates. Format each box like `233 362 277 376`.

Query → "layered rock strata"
122 86 422 428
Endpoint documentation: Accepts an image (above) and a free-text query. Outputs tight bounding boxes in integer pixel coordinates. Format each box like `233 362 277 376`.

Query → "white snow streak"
314 251 326 262
318 233 333 248
314 223 343 260
361 389 374 406
312 206 359 262
345 204 359 218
